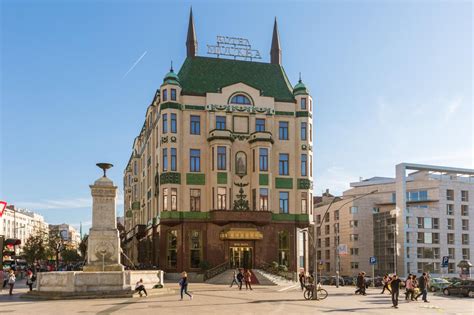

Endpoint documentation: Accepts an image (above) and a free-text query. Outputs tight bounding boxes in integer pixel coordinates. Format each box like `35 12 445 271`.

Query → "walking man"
415 273 429 302
236 269 244 290
299 269 306 291
390 274 402 309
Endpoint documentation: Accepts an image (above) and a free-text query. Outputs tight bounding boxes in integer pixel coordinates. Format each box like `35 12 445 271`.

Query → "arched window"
230 94 252 105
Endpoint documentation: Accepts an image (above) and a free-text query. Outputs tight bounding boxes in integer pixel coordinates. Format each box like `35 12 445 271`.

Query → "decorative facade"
122 10 314 274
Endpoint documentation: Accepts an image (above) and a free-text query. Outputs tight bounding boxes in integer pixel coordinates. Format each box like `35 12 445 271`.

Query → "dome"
162 67 180 87
293 79 308 96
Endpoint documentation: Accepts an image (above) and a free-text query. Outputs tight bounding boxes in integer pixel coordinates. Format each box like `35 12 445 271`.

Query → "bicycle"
303 283 328 300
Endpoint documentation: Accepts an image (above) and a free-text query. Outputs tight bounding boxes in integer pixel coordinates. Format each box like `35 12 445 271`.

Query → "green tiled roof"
177 57 295 103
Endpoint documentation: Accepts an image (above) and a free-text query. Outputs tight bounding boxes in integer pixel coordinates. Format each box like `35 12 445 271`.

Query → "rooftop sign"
207 36 262 61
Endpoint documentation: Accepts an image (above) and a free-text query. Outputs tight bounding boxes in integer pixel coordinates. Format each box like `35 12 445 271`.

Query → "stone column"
83 176 124 272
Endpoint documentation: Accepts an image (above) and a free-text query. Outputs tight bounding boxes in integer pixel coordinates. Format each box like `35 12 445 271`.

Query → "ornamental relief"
207 104 273 115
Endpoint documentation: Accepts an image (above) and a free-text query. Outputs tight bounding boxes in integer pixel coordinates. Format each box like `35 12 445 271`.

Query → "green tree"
61 248 81 264
22 230 48 272
78 234 88 259
47 232 63 270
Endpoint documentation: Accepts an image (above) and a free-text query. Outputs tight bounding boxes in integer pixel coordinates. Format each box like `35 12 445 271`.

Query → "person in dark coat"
355 272 366 295
390 274 403 308
415 273 429 302
236 269 244 290
299 270 306 291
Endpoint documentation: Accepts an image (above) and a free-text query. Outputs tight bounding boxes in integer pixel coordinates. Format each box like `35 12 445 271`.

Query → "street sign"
0 201 6 218
337 244 348 255
441 256 449 268
369 256 377 265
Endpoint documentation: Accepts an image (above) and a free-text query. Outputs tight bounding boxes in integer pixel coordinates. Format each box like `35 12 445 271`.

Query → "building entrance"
229 246 253 269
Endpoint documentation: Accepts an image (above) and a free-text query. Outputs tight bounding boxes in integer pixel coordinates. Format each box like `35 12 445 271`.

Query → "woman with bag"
8 269 16 295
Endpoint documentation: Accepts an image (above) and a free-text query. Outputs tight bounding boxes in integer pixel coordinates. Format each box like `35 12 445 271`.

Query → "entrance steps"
205 269 236 285
252 269 297 286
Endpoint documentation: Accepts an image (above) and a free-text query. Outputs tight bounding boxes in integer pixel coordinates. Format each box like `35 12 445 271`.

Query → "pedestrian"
355 272 366 295
179 271 193 300
236 269 244 290
299 269 306 291
244 269 253 290
230 269 239 288
390 274 403 309
405 274 414 301
135 278 148 297
8 269 16 295
26 269 34 291
381 274 392 294
355 272 362 294
415 273 429 302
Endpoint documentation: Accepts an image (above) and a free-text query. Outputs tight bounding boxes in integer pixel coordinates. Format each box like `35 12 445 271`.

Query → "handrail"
204 261 229 281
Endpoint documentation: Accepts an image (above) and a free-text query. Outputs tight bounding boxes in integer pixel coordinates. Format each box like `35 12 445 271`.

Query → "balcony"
209 209 272 226
207 129 233 142
248 131 274 144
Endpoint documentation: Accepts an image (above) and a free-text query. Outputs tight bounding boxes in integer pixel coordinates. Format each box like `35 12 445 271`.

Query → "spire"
186 7 198 58
270 17 282 65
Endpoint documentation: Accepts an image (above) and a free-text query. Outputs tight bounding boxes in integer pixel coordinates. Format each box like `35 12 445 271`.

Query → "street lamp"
312 189 378 300
390 208 400 275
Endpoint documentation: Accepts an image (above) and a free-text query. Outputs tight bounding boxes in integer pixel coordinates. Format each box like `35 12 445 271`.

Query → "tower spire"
186 7 198 58
270 17 282 65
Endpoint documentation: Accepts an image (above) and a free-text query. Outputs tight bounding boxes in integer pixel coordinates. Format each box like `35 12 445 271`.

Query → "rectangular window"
351 262 359 269
462 219 469 231
260 188 269 211
301 122 307 140
300 98 307 110
301 154 307 176
350 234 359 241
162 89 168 102
372 207 380 214
171 113 177 133
162 113 168 133
170 148 177 171
279 153 289 175
432 218 439 229
447 218 454 230
190 115 201 135
190 149 201 172
301 192 308 214
255 118 265 132
190 230 201 268
447 189 454 201
171 188 177 211
448 263 455 273
166 230 177 268
349 206 358 214
448 247 455 259
316 215 321 224
462 248 470 260
350 248 359 256
217 187 226 210
446 204 454 215
334 210 339 221
417 217 424 228
279 192 289 213
163 188 169 211
252 188 256 211
170 88 176 101
216 116 226 130
325 225 330 234
259 148 268 171
325 238 330 248
461 205 469 216
190 189 201 212
424 232 433 244
162 148 168 172
447 233 455 245
350 220 358 228
433 233 439 244
309 124 312 142
461 190 469 202
317 227 321 236
325 213 329 222
462 234 469 245
217 146 226 170
279 121 289 140
424 217 432 229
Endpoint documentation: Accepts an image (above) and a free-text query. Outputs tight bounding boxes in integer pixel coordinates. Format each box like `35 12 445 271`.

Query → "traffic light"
3 238 20 257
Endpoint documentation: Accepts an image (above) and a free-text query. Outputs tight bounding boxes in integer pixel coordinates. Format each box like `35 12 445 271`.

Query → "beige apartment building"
122 10 313 274
314 163 474 277
49 224 81 249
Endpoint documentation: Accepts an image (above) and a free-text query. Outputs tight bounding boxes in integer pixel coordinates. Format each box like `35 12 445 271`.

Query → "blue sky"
1 0 472 233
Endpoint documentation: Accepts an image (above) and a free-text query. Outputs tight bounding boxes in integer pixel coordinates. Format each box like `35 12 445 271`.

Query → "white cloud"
315 166 360 196
445 97 462 119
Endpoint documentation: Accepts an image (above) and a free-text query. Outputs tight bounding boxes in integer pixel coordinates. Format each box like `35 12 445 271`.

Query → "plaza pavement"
0 282 472 315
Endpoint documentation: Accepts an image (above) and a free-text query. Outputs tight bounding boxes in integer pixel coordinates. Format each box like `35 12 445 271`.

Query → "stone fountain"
26 164 164 299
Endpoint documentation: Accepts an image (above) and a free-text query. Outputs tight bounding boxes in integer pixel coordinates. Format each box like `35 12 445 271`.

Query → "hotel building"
122 10 314 274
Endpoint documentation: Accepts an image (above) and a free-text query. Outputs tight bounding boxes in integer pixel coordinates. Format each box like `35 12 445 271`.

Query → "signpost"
369 256 377 287
207 36 262 61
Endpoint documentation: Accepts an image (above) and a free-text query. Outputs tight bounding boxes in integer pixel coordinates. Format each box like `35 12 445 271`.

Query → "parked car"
329 276 345 286
318 276 330 285
429 278 450 292
442 280 474 297
342 276 354 286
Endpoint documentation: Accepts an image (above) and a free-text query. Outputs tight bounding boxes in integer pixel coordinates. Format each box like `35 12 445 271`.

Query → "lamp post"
312 189 378 300
390 208 400 275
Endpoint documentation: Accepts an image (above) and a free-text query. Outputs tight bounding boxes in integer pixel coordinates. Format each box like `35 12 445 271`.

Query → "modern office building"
122 10 314 274
314 163 474 277
49 223 81 249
